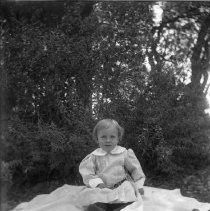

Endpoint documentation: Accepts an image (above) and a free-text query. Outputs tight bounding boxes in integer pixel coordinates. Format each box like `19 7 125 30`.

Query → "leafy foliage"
1 1 210 189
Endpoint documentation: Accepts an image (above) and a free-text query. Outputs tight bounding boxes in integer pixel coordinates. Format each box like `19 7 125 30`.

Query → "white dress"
78 145 145 204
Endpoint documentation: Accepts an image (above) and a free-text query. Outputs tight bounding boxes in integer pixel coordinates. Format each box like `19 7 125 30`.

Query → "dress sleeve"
124 149 146 189
79 154 104 188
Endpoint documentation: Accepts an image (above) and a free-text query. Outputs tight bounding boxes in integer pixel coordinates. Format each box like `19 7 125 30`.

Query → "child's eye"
111 136 116 139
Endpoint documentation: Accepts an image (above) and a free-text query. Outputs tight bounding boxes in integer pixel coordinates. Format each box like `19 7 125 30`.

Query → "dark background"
0 1 210 210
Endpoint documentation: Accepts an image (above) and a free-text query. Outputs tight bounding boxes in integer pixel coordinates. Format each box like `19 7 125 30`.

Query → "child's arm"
124 149 146 193
79 154 104 188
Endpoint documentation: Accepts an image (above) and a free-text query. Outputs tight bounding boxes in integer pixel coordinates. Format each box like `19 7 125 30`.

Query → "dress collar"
91 146 126 156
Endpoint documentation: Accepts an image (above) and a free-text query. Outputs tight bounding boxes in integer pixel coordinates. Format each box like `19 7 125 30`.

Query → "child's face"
97 125 119 153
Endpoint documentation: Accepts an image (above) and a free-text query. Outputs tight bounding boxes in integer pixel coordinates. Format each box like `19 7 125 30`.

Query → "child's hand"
138 188 144 195
97 183 106 189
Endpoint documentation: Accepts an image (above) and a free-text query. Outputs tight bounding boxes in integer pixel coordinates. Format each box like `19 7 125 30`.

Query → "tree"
1 1 210 188
91 1 154 118
150 2 210 107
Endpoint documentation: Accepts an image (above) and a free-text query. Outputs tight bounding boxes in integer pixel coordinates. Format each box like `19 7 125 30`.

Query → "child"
79 119 145 211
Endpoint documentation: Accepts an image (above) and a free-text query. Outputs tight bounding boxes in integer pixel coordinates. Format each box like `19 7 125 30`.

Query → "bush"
3 115 95 186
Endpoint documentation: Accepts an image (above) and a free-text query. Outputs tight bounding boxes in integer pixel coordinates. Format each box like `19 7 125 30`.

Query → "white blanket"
11 185 210 211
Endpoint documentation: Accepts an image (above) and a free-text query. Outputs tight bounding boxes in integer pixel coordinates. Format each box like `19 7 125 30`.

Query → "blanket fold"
11 185 210 211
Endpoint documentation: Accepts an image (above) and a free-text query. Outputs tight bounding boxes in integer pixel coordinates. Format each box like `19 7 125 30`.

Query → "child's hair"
93 119 124 142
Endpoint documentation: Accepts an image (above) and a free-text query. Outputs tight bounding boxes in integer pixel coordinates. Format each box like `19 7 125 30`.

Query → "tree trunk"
191 15 210 93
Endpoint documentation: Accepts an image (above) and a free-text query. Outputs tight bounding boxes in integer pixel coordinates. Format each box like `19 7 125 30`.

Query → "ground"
147 166 210 203
2 165 210 211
